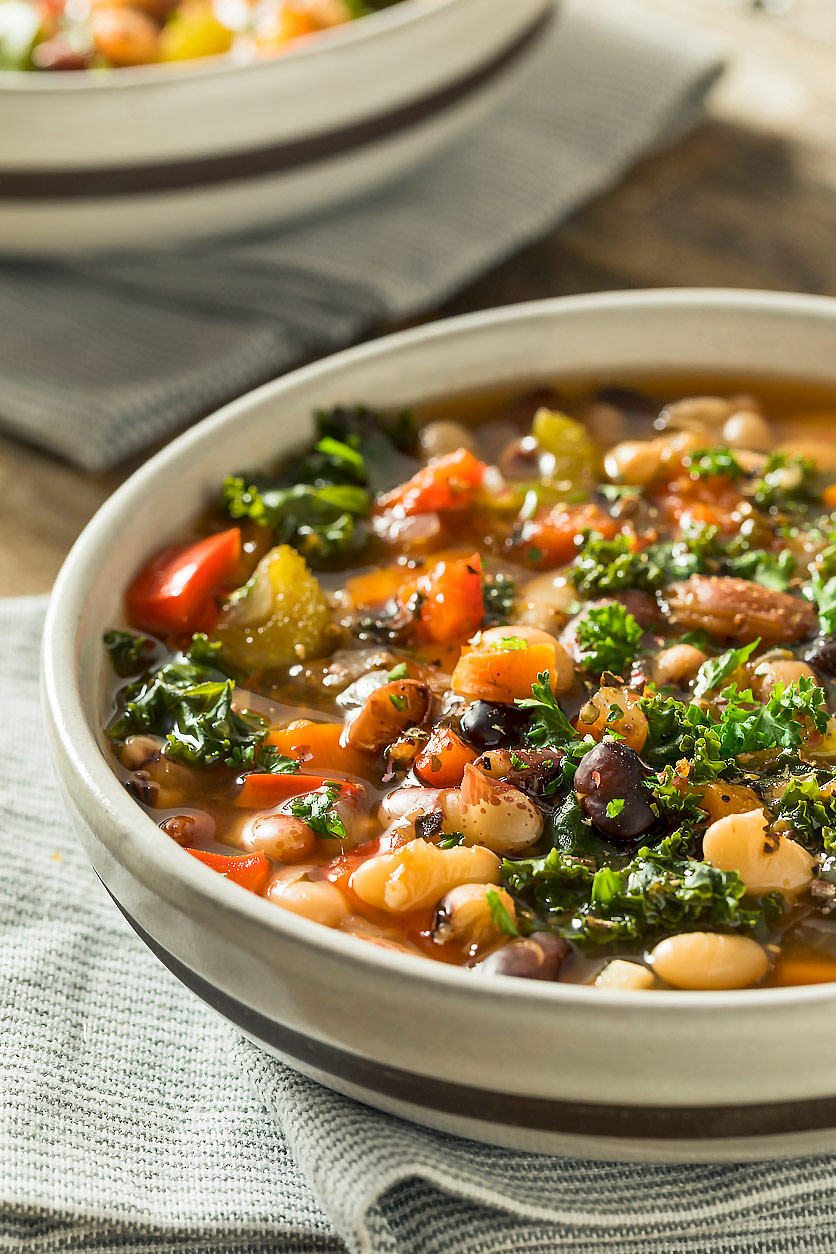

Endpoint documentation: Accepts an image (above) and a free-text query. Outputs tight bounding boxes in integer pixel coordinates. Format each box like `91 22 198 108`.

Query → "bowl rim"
0 0 460 93
42 286 836 1017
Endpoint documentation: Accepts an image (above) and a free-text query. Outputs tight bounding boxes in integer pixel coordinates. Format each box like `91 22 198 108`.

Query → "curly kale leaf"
106 637 298 773
752 452 819 511
575 603 642 678
774 775 836 854
502 846 782 950
570 533 665 596
688 448 746 480
221 405 415 564
103 630 156 678
693 638 760 697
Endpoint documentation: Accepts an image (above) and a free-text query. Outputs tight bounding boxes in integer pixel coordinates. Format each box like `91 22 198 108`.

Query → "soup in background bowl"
42 291 836 1159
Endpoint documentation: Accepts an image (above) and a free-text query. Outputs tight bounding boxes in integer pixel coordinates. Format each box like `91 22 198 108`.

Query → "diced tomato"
127 527 241 635
233 772 364 809
186 847 270 894
415 552 484 644
414 727 478 786
376 449 487 517
517 503 619 569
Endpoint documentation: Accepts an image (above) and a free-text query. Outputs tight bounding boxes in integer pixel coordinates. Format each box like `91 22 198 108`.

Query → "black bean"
459 700 530 750
574 741 655 842
477 932 569 980
805 636 836 677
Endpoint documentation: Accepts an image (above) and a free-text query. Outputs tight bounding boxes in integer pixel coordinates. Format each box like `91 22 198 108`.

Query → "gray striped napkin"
6 596 836 1254
0 0 723 470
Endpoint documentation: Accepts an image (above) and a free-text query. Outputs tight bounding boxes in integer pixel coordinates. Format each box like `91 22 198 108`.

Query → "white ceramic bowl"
43 289 836 1162
0 0 555 255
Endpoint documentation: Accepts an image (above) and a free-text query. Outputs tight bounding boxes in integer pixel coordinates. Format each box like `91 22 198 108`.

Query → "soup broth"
103 375 836 991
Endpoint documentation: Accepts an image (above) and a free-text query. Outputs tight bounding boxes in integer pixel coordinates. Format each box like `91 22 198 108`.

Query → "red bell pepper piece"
186 848 270 894
127 527 241 635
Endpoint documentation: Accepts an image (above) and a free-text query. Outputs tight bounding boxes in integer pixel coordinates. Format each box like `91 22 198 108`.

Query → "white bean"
722 410 773 452
594 960 656 990
267 877 351 928
436 882 515 952
653 643 708 687
649 932 769 990
350 839 501 914
419 420 476 460
459 764 543 854
603 440 662 486
702 808 814 896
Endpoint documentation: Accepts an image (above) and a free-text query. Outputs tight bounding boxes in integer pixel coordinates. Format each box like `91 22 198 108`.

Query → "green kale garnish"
222 477 369 564
807 566 836 637
106 638 298 773
723 548 796 592
287 783 347 839
774 775 836 854
481 573 516 625
502 846 782 950
688 448 745 480
752 452 818 512
693 638 760 697
575 603 642 678
221 405 416 565
570 533 664 596
103 629 155 678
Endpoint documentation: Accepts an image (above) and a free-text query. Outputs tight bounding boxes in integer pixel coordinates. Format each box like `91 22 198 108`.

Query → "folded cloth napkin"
7 591 836 1254
0 0 723 471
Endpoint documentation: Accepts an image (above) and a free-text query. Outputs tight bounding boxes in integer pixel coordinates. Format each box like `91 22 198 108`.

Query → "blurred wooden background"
3 0 836 596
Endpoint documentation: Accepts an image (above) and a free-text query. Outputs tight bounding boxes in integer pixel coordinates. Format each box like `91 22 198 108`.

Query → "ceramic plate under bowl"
0 0 555 255
42 289 836 1161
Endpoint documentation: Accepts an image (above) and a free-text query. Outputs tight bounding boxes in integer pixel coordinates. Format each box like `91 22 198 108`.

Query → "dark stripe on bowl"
1 11 551 200
110 892 836 1143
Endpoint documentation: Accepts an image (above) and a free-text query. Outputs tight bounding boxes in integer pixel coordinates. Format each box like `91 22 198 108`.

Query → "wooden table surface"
4 0 836 597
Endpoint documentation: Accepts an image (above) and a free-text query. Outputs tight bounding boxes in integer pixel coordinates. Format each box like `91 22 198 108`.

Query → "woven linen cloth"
7 592 836 1254
0 0 724 470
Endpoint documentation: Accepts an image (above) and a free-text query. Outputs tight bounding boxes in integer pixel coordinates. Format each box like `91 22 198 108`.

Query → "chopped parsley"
488 635 528 652
485 889 519 937
807 567 836 637
287 784 347 840
606 798 625 819
516 672 578 749
575 603 642 678
387 662 410 682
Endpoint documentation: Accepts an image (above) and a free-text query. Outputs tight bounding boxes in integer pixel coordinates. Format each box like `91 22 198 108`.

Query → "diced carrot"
375 449 487 517
516 503 618 569
414 727 478 786
265 720 377 781
452 641 558 703
233 772 364 809
416 552 483 644
186 848 270 894
823 484 836 509
658 478 745 534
